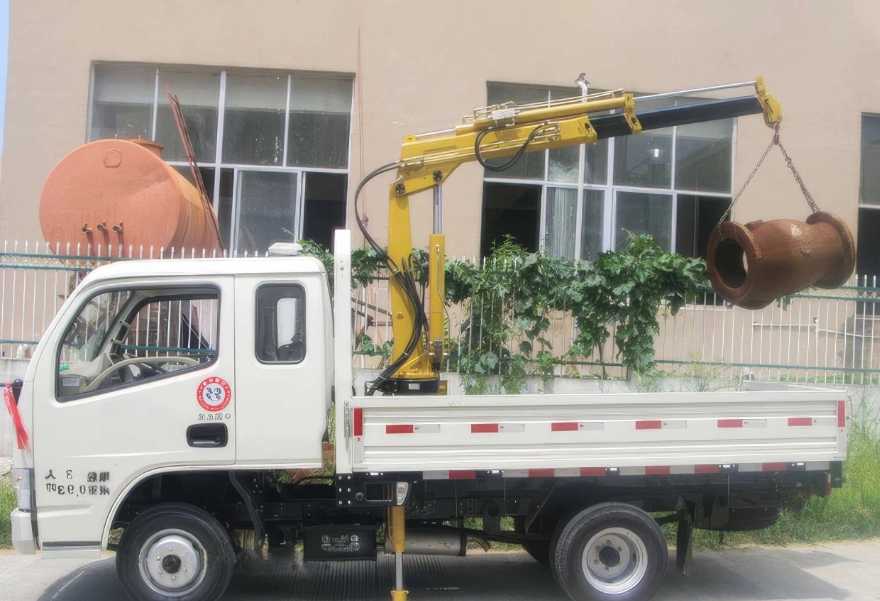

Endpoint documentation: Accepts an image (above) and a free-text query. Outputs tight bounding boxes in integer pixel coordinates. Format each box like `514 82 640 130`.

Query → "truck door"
31 277 236 555
233 274 328 467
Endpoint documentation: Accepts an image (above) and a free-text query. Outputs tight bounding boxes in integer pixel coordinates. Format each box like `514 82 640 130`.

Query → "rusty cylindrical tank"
706 212 855 310
39 139 222 256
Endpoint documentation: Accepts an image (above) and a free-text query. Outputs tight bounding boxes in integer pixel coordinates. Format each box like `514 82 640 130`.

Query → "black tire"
116 503 235 601
550 503 667 601
522 540 552 566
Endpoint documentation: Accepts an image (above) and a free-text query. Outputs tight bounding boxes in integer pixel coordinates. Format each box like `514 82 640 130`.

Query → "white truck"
7 78 849 601
7 230 848 601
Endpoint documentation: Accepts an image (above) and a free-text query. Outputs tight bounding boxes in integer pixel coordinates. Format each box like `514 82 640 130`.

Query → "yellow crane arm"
364 77 781 395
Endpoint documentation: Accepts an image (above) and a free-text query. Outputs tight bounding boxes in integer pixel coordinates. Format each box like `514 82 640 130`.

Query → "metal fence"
2 241 879 385
352 258 880 386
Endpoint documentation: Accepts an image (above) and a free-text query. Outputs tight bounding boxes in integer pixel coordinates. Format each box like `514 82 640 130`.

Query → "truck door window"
57 287 219 400
256 284 305 363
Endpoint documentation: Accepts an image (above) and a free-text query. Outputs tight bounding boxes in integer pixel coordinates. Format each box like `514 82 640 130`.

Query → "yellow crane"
355 76 782 396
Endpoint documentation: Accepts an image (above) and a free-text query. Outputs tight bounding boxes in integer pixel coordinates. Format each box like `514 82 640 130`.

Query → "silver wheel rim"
581 527 649 595
138 528 207 597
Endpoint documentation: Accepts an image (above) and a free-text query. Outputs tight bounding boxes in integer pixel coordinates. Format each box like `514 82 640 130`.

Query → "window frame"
54 284 221 402
482 83 737 259
87 63 355 253
254 282 307 365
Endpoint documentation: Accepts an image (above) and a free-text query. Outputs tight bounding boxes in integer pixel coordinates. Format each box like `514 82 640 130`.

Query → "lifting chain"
777 136 821 213
716 123 820 230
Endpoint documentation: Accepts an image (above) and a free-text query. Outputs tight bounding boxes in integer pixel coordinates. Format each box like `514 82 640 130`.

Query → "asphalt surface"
1 539 879 601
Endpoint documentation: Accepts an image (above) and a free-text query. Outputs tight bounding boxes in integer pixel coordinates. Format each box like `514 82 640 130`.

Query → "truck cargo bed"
344 389 847 477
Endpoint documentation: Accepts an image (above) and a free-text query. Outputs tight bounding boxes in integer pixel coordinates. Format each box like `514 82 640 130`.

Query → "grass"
1 473 15 548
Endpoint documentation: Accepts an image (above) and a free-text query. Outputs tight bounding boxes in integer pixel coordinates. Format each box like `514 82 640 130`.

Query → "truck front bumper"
10 509 36 554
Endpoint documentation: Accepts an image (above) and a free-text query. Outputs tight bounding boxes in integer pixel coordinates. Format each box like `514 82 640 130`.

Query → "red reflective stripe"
551 422 579 432
528 469 555 478
762 462 787 472
718 419 744 428
645 466 670 475
579 467 607 477
353 408 363 437
788 417 813 427
449 470 476 480
3 385 28 450
838 401 846 427
471 423 499 433
636 420 662 430
695 464 720 474
386 424 414 434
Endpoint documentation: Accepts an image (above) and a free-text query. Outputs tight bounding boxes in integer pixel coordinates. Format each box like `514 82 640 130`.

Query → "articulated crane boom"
358 77 782 395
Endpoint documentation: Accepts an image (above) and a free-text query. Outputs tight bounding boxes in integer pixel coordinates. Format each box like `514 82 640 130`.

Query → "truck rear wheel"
550 503 667 601
116 503 235 601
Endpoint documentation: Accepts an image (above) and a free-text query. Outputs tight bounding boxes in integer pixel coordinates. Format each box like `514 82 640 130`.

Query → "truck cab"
11 255 333 558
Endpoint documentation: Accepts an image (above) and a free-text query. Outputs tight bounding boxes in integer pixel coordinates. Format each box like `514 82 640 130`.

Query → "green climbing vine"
300 234 708 391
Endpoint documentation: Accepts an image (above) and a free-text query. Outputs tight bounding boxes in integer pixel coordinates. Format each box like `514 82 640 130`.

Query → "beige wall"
2 0 879 259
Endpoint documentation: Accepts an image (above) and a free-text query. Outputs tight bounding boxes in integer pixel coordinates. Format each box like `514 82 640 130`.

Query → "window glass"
216 168 235 250
614 96 674 189
613 131 673 188
156 69 221 163
547 87 582 183
57 288 219 399
90 64 155 141
302 172 347 251
287 77 353 168
484 83 547 179
581 189 605 262
481 182 541 257
223 72 288 165
256 285 306 363
582 88 612 185
545 187 578 258
615 191 672 251
675 117 733 193
857 208 880 281
676 195 730 258
235 171 299 255
860 115 880 205
584 139 609 185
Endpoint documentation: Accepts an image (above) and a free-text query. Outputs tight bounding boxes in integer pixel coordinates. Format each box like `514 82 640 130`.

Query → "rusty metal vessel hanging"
706 212 855 310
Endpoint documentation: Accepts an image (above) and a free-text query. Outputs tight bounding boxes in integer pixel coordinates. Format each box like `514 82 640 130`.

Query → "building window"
88 63 353 254
858 114 880 280
480 83 734 260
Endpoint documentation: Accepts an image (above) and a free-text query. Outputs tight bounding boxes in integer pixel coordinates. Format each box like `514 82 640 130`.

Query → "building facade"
2 0 880 271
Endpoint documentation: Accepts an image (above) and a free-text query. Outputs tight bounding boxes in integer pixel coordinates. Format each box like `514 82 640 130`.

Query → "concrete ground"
1 539 878 601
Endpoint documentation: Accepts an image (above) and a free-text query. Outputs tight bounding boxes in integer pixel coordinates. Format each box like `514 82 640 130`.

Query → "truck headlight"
12 468 33 511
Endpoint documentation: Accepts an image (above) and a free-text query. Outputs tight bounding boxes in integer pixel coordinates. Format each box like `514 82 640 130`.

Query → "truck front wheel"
116 503 235 601
550 503 667 601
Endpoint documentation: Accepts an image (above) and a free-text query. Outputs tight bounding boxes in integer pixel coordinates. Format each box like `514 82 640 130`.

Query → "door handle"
187 423 228 448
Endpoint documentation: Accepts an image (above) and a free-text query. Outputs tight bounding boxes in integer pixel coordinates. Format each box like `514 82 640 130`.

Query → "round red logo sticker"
197 377 232 412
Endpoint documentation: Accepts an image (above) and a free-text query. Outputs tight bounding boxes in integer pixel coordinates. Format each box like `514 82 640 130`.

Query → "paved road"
1 539 879 601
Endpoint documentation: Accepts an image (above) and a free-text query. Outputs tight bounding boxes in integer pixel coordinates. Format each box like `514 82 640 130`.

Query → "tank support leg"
388 506 408 600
